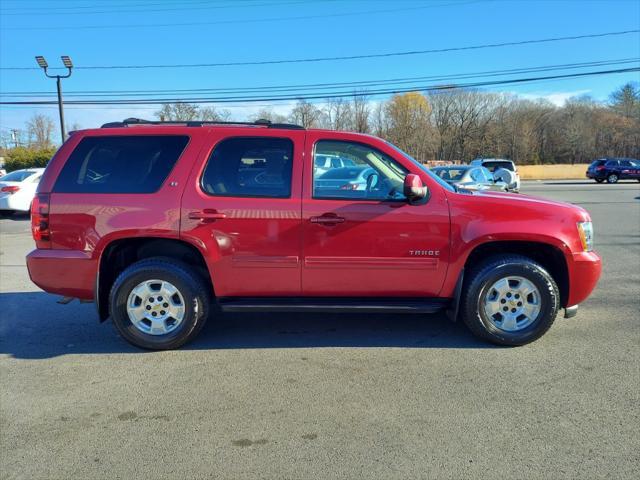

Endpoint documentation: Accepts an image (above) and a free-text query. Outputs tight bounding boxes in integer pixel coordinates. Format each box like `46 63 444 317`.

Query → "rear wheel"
109 257 211 350
461 255 559 346
606 173 618 184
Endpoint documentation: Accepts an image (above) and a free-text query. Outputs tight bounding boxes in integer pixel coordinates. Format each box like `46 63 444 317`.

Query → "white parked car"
314 154 355 176
0 168 44 214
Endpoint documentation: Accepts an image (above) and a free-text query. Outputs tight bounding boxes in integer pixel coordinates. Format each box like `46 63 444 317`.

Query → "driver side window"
312 140 408 200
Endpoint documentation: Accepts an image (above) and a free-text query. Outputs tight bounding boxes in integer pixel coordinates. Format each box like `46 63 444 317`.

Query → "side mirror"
403 174 428 202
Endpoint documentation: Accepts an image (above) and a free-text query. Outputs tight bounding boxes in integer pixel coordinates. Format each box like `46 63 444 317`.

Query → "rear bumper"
0 194 30 211
26 249 97 299
566 251 602 306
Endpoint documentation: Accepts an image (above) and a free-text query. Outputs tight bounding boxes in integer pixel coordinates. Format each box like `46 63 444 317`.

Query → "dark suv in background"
586 158 640 183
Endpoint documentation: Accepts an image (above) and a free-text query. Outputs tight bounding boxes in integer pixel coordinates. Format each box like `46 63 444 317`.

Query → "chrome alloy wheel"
482 276 541 332
126 279 186 335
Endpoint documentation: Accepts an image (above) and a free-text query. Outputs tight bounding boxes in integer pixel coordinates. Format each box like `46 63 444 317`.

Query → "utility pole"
35 56 73 144
10 129 19 148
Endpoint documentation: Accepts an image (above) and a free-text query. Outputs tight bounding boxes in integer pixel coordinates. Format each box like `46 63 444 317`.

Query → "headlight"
577 221 594 252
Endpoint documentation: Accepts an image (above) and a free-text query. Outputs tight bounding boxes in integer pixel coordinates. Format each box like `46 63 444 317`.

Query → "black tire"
109 257 211 350
606 173 618 184
460 255 560 346
0 210 14 217
595 178 604 183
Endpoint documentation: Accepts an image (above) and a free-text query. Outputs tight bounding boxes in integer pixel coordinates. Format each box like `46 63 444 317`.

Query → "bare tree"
321 98 352 130
351 93 370 133
200 106 231 122
155 103 199 121
609 82 640 119
27 114 55 148
370 101 389 138
250 108 288 124
288 100 321 128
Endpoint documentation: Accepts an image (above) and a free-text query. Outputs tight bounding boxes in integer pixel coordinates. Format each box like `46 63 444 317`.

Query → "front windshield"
385 142 456 192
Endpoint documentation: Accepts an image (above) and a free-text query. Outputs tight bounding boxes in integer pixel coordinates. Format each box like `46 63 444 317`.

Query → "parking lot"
1 180 638 479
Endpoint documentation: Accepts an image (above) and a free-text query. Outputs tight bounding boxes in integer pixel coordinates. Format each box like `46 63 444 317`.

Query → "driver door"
301 132 450 297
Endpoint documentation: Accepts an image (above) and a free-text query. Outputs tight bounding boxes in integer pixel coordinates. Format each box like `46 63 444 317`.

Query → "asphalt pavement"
1 180 639 479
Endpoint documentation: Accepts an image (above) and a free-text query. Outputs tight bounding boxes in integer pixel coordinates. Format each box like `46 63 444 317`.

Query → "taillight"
339 183 358 190
596 166 605 171
31 193 51 248
1 185 20 194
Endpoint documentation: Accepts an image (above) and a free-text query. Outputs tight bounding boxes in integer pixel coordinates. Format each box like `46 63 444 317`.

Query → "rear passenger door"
181 129 305 297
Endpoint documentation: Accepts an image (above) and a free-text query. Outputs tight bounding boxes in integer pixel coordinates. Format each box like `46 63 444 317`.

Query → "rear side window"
482 161 514 172
54 135 189 193
1 170 35 182
201 137 293 198
605 160 619 167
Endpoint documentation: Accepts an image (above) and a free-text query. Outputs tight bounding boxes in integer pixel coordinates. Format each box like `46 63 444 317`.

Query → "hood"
474 190 588 216
448 188 591 224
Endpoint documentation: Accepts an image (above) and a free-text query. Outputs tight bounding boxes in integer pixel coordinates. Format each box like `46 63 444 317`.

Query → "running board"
217 297 450 314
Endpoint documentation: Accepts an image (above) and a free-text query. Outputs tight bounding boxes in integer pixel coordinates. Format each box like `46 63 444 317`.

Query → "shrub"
4 147 57 172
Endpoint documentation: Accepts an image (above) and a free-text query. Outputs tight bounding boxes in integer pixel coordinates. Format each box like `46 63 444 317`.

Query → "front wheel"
606 173 618 184
461 255 559 346
109 257 211 350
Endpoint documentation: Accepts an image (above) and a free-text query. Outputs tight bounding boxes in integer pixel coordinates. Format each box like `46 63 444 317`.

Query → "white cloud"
517 89 592 106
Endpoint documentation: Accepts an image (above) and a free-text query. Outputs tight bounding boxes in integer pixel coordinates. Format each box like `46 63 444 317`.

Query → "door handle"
188 209 227 223
310 213 345 226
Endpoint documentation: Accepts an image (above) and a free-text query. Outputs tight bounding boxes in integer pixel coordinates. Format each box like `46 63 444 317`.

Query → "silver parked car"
469 158 520 192
314 166 378 198
430 165 508 192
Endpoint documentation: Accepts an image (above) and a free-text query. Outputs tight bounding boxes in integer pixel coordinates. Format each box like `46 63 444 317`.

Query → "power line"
0 1 490 31
0 0 319 16
1 67 637 105
2 58 637 98
3 29 636 71
0 0 214 10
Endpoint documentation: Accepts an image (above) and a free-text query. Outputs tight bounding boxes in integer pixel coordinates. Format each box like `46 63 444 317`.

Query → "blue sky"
1 0 639 138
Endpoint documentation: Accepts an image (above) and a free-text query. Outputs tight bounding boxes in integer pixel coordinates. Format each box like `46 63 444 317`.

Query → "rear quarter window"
54 135 189 193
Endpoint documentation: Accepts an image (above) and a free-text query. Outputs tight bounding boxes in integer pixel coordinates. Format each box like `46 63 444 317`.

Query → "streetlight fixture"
35 55 73 143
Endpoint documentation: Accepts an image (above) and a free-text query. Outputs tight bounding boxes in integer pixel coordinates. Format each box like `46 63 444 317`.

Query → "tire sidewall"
110 265 206 349
468 262 558 345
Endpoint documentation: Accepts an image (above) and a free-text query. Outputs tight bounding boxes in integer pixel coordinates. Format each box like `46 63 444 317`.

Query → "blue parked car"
586 158 640 183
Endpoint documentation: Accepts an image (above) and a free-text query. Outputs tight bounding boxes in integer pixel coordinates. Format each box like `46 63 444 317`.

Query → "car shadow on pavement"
0 212 30 220
542 181 638 185
0 291 493 359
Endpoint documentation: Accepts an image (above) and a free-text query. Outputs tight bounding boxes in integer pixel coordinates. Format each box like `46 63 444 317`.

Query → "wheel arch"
96 237 213 321
448 239 570 320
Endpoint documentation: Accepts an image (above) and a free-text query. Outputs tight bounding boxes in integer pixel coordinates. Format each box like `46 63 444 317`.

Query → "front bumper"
566 251 602 307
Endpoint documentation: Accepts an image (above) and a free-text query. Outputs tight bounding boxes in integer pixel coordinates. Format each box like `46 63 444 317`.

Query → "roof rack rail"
100 117 304 130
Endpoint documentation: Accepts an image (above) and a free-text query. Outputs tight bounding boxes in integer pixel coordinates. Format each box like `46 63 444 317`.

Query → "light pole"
35 55 73 144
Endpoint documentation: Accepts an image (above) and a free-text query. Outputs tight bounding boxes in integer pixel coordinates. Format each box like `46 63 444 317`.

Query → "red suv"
27 118 601 349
